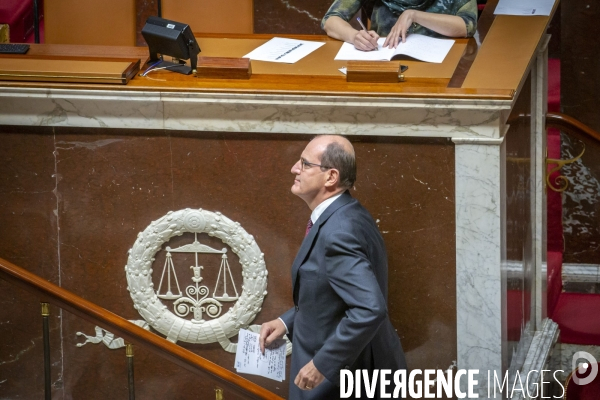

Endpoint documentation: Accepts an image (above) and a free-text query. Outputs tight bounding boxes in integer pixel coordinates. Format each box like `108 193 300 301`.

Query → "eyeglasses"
299 157 332 171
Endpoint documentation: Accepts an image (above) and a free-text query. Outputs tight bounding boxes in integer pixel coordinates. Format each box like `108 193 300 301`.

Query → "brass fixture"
545 143 585 192
126 343 134 357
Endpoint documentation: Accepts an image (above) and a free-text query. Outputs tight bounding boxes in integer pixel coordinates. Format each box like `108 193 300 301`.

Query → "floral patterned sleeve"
455 0 478 37
321 0 365 30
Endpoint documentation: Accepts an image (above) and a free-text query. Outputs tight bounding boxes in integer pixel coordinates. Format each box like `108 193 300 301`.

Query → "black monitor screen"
141 16 201 75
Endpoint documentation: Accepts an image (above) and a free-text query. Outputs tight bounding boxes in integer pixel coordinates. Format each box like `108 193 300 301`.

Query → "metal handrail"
546 112 600 143
0 257 283 400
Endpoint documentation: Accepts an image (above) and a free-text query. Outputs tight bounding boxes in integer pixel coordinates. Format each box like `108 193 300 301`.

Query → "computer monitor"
141 16 201 75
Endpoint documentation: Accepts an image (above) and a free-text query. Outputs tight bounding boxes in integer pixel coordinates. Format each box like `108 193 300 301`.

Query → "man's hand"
259 319 286 353
353 30 380 51
294 360 325 391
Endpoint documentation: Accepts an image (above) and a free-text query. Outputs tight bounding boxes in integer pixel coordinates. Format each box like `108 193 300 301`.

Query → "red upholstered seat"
553 293 600 345
564 362 600 400
0 0 36 43
548 251 600 346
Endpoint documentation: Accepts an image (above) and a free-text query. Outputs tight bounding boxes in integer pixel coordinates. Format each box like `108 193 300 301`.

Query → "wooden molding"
195 57 252 79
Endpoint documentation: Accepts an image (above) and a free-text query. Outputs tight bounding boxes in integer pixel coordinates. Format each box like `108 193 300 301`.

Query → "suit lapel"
290 191 354 302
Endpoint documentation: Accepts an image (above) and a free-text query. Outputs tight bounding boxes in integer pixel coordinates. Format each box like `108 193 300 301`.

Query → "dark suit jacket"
281 191 406 400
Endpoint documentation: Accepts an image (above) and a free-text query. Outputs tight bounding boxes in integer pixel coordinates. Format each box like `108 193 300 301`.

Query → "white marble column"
452 39 552 396
453 137 506 396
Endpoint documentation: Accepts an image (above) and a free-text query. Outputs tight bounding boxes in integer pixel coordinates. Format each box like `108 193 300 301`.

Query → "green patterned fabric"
322 0 478 38
381 0 435 14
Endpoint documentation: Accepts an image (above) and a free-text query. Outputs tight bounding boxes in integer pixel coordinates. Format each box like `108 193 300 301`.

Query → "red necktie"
305 219 313 237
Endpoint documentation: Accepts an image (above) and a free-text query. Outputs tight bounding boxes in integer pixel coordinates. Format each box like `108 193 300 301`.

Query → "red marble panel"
0 127 63 399
136 0 159 46
0 127 455 398
253 0 332 35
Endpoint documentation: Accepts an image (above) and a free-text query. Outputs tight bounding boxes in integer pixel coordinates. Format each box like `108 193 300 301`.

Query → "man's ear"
324 169 340 188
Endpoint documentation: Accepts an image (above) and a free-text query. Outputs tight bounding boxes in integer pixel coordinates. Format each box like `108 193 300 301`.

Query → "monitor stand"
152 58 192 75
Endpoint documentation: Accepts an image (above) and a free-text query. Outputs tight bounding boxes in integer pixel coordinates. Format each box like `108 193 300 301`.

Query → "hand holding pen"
354 17 379 52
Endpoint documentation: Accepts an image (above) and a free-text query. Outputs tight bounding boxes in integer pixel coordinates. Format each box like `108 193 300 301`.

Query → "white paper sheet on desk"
494 0 553 16
234 329 286 382
243 37 325 63
334 34 454 63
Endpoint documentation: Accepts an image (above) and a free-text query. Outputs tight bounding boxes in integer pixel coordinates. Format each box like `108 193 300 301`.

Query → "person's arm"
324 15 380 51
308 229 388 384
322 0 379 51
383 10 466 48
383 0 478 48
294 360 326 391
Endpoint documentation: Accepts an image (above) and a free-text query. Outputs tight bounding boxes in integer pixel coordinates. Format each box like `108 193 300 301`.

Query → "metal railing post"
41 302 51 400
126 343 135 400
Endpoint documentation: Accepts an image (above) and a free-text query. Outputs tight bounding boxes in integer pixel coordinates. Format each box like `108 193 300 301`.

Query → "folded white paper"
234 329 286 382
494 0 554 16
243 37 326 64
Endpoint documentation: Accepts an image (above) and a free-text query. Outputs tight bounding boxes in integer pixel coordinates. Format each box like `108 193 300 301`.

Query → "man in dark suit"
259 135 406 399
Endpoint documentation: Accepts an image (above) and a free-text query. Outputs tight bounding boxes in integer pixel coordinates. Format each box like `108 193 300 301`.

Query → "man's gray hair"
320 141 356 189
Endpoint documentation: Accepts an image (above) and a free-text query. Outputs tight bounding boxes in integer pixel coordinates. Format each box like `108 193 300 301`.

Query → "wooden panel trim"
0 56 141 84
462 0 560 91
462 15 549 90
0 40 516 99
0 79 514 100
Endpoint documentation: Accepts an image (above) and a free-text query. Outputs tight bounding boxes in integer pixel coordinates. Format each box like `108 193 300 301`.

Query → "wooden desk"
0 4 558 398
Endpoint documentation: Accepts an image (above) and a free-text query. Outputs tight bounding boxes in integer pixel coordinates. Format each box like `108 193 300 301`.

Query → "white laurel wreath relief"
77 208 291 355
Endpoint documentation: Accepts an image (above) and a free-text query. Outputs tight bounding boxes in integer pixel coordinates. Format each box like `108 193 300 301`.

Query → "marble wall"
560 134 600 264
253 0 331 35
560 0 600 264
0 127 456 399
0 129 62 398
135 0 354 45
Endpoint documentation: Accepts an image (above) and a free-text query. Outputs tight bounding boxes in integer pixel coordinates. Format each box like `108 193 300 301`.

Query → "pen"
356 17 378 51
356 17 368 31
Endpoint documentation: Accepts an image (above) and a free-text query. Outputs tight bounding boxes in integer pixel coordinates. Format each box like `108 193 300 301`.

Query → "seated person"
322 0 478 51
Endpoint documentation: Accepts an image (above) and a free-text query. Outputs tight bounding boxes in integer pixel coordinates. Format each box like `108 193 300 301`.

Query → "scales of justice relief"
157 233 238 323
76 208 291 354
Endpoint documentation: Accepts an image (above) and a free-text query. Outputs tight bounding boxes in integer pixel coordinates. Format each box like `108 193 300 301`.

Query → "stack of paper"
334 34 455 64
243 37 326 64
494 0 554 16
234 329 287 382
